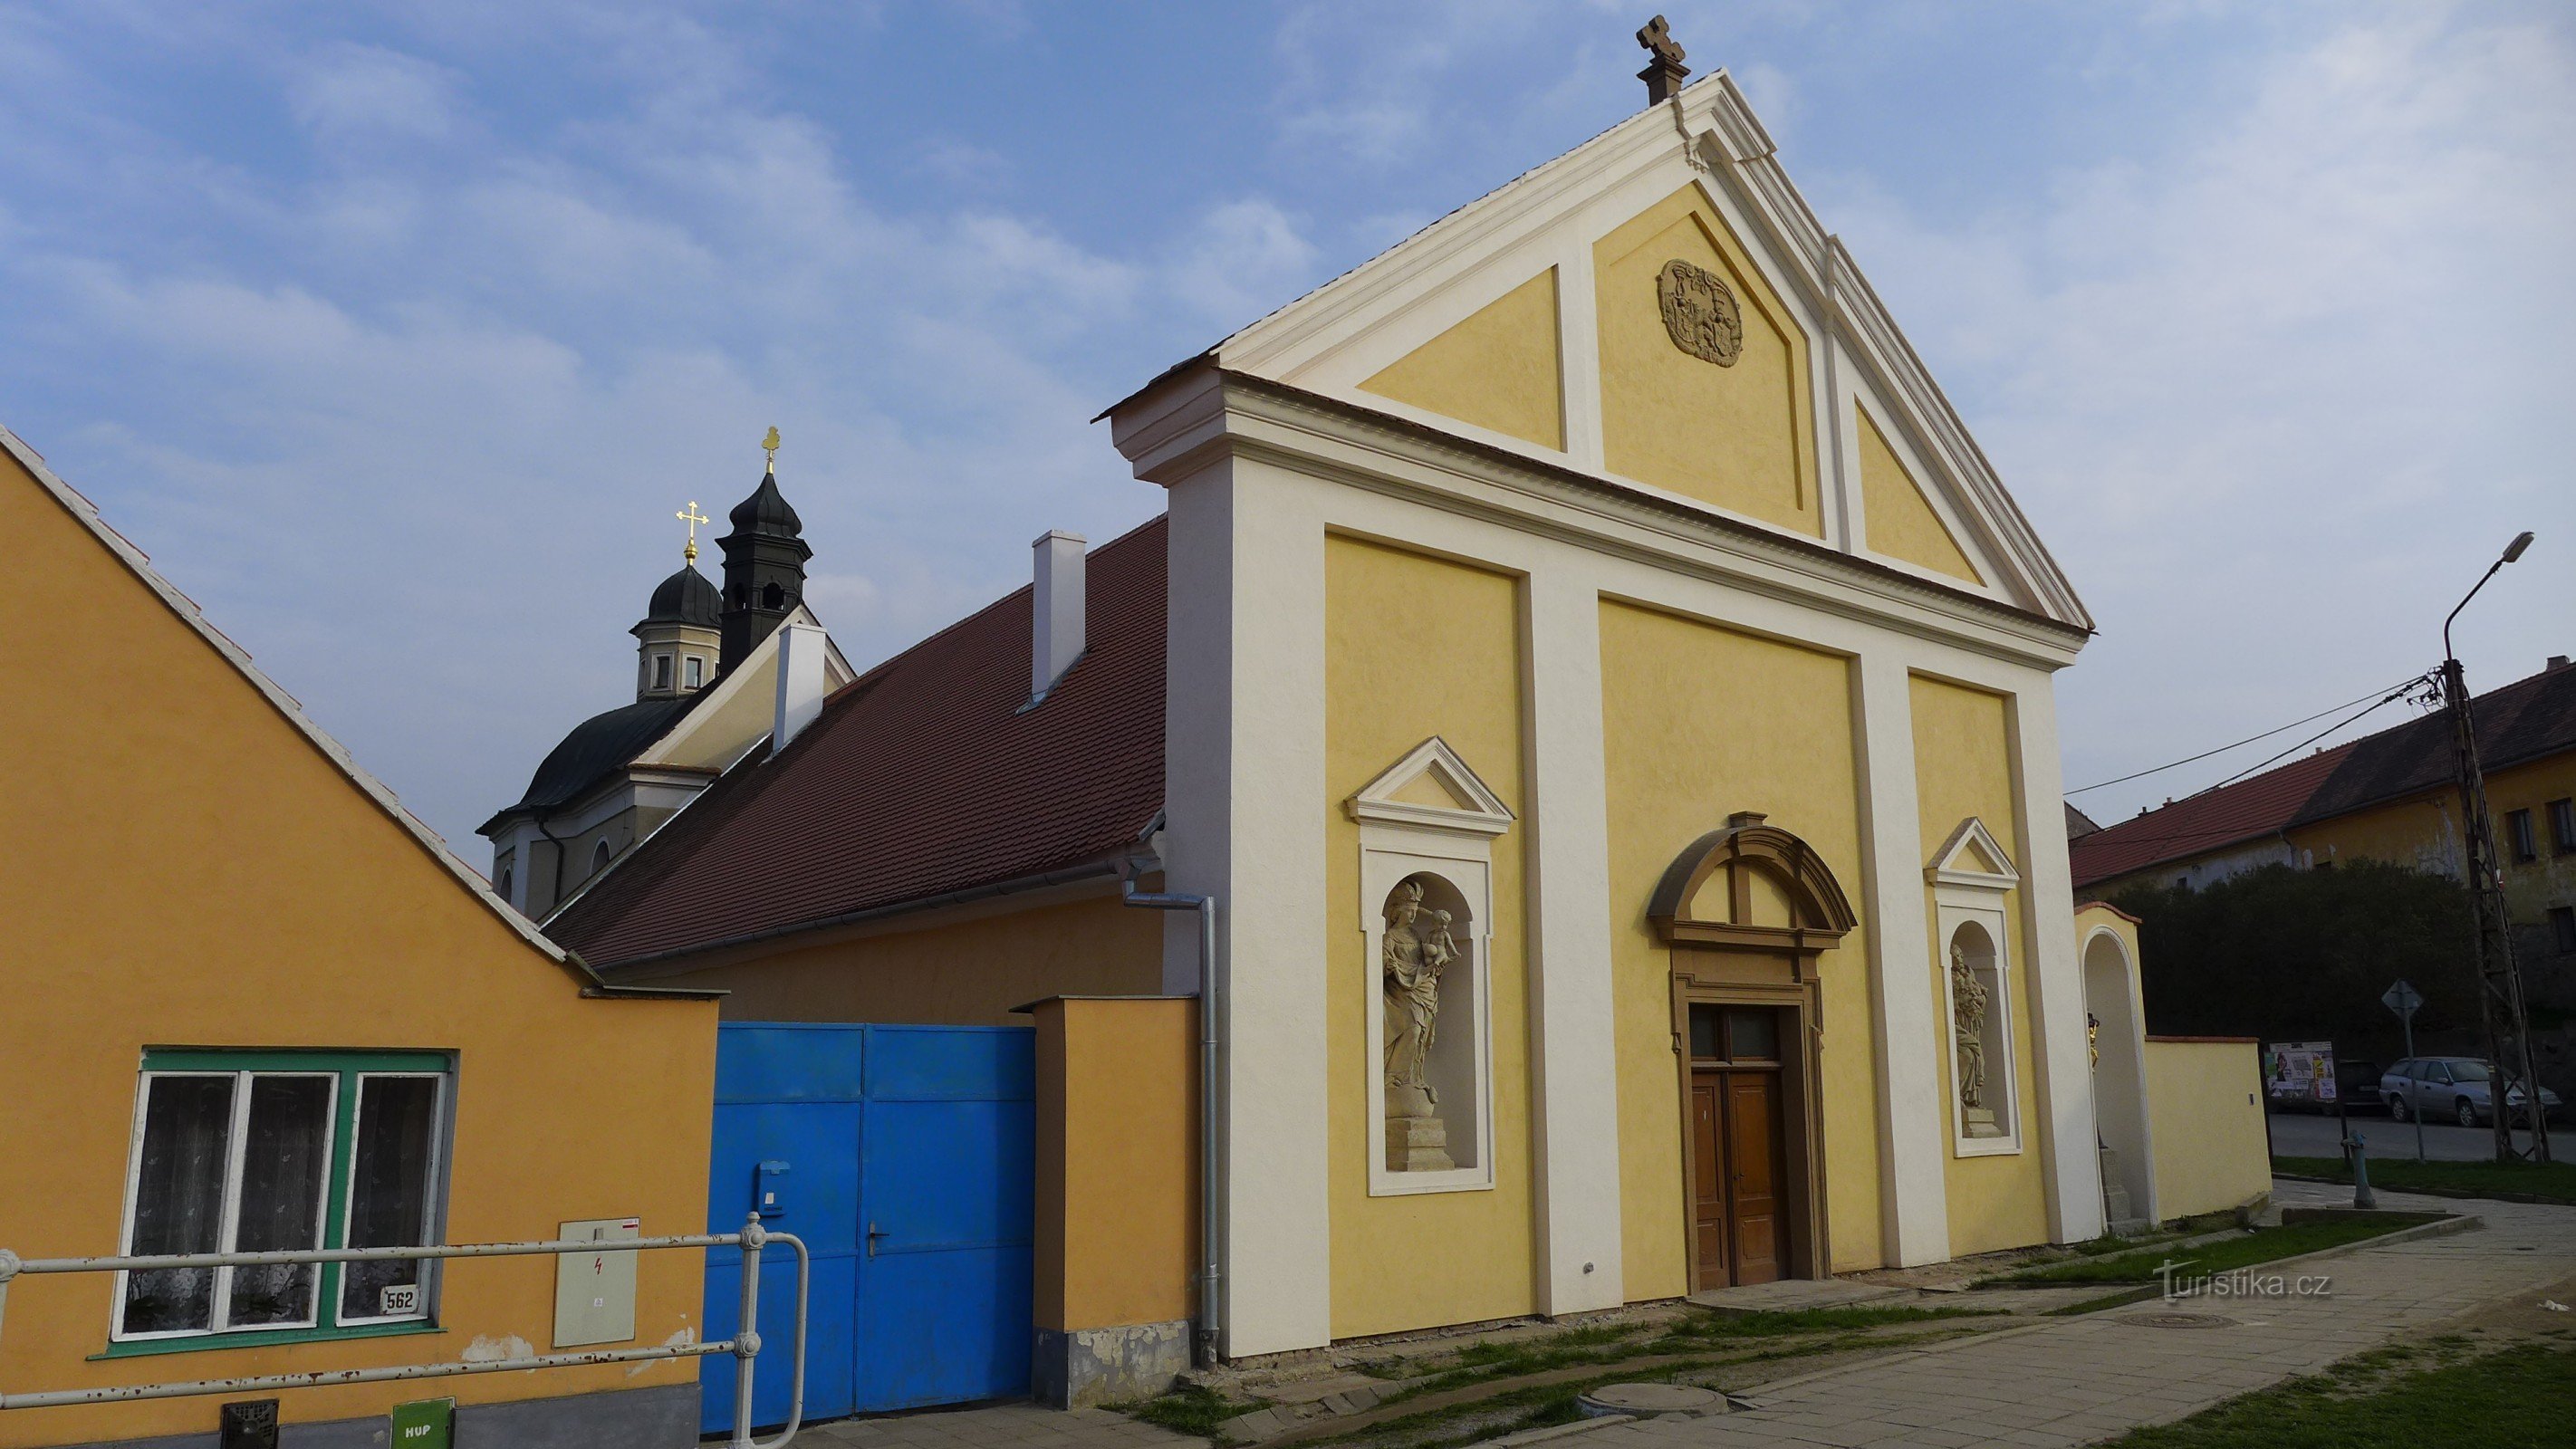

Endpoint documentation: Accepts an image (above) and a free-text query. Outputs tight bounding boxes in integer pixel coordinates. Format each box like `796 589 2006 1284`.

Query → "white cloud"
1163 197 1322 332
1815 6 2576 817
290 43 464 141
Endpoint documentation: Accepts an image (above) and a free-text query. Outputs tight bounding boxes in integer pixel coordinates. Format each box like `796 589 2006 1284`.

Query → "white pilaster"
1165 456 1335 1357
1850 654 1949 1264
1520 565 1625 1314
2004 685 2107 1243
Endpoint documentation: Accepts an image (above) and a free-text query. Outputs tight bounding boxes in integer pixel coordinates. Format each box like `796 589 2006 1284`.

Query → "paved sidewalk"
1573 1181 2576 1449
803 1400 1195 1449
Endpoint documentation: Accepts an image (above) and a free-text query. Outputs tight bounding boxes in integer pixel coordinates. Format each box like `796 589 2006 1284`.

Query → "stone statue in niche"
1657 258 1744 367
1951 941 2004 1138
1383 879 1460 1171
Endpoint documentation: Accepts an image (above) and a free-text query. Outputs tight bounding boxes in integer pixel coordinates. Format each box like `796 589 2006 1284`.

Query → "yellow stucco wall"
1908 675 2051 1259
2143 1039 2272 1220
656 892 1163 1023
1598 601 1884 1298
1359 269 1565 451
1033 998 1197 1334
1595 184 1821 537
0 450 717 1447
1322 536 1536 1339
2287 752 2576 924
1856 407 1982 585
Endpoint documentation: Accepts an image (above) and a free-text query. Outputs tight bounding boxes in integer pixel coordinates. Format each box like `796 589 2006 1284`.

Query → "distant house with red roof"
2071 659 2576 977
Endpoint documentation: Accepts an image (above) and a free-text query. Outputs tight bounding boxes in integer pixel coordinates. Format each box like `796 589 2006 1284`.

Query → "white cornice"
1114 369 2087 673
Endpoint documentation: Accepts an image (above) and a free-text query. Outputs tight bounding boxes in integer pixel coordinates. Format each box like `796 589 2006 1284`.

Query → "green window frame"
104 1049 454 1358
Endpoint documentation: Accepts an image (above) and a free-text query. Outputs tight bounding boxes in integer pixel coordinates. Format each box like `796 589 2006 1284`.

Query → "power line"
2065 676 2428 796
2183 675 2431 799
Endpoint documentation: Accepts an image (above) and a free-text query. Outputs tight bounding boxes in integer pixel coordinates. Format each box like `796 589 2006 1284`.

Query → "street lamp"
2439 530 2547 1164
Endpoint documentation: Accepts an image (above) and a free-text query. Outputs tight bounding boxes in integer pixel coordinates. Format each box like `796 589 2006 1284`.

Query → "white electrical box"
553 1216 640 1348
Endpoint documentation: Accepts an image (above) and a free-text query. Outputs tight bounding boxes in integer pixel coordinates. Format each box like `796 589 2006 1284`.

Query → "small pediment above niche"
1927 818 2020 892
1347 737 1514 838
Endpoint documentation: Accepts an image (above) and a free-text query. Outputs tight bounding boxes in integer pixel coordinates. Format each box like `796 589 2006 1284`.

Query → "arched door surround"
1649 812 1855 1289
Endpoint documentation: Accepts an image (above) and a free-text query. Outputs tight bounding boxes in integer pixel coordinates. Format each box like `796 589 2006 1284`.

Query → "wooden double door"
1687 1005 1788 1290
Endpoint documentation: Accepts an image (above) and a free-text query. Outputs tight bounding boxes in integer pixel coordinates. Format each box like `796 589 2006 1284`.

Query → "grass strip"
1370 1305 1999 1399
1983 1213 2440 1286
2273 1153 2576 1204
2097 1339 2576 1447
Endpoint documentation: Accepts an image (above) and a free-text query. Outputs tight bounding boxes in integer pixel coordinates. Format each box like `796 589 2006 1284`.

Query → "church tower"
632 552 721 700
716 439 811 677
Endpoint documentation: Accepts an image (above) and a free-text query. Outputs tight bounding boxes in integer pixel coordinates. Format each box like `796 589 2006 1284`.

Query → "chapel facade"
542 57 2144 1369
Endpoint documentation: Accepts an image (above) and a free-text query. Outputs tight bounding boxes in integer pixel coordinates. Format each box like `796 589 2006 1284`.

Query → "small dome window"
684 656 704 688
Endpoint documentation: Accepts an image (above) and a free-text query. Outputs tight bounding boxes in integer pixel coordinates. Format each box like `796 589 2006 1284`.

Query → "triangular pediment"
1927 817 2021 891
1112 68 2085 633
1347 736 1515 837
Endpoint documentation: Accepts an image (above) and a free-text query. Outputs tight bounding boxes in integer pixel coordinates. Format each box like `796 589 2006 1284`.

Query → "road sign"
2383 979 2424 1018
2384 981 2428 1164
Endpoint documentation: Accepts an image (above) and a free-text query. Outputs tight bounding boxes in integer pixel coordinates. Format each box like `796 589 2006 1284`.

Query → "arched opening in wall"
1945 919 2014 1143
1649 812 1855 1290
591 839 613 875
761 582 785 610
1380 871 1484 1176
2083 928 2153 1228
497 865 512 901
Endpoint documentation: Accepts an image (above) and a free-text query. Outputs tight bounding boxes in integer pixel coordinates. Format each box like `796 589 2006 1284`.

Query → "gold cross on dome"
761 426 782 471
676 500 710 562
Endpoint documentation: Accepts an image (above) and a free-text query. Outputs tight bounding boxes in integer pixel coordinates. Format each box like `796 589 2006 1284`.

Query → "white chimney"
773 622 829 750
1031 529 1087 702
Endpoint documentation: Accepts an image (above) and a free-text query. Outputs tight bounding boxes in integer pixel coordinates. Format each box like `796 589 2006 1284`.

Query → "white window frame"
332 1072 448 1327
684 655 705 689
112 1070 341 1341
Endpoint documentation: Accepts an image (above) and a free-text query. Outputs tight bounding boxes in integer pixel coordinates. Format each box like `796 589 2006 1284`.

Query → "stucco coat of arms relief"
1656 257 1744 366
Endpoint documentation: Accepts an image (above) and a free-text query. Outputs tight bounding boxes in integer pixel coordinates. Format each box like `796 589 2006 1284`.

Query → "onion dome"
644 561 722 629
727 470 803 537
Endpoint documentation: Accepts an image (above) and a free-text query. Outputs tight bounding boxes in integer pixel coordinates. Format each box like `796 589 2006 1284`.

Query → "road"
2266 1107 2549 1163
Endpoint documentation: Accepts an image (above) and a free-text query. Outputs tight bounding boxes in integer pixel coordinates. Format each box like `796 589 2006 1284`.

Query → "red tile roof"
2067 660 2576 890
550 516 1166 970
2067 744 2356 890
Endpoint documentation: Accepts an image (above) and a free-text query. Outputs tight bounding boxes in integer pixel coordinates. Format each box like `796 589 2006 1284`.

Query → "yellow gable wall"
1595 185 1821 537
1908 675 2050 1258
1857 407 1983 585
1599 601 1884 1299
1323 536 1535 1339
0 452 716 1446
1359 269 1566 451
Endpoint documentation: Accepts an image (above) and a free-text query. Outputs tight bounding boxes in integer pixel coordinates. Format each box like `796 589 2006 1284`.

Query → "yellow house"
2071 657 2576 979
0 428 721 1448
533 57 2176 1397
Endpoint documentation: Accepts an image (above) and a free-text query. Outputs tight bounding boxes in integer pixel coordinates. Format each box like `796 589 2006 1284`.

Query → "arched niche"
1349 736 1508 1196
2081 913 2156 1229
1648 811 1854 1287
1927 817 2022 1157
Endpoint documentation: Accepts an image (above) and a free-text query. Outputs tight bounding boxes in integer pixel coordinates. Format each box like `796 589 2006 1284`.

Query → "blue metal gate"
700 1022 1034 1431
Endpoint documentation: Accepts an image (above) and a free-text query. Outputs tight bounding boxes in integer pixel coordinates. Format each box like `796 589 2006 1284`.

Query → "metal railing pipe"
0 1215 807 1448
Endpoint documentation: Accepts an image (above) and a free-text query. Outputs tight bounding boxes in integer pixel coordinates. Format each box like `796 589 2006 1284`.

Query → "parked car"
2335 1058 2384 1113
2381 1057 2563 1127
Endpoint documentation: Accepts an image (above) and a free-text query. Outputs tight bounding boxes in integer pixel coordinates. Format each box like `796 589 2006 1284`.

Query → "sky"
5 0 2571 857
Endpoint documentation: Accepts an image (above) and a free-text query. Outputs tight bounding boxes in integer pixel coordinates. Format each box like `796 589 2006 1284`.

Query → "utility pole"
2440 530 2549 1164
